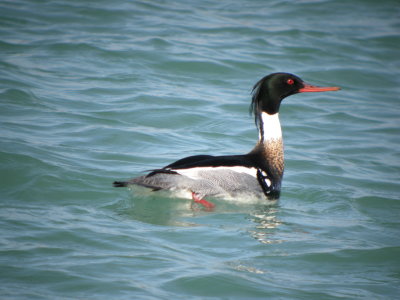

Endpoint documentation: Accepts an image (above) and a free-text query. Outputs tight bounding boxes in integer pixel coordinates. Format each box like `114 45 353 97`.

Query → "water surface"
1 0 399 299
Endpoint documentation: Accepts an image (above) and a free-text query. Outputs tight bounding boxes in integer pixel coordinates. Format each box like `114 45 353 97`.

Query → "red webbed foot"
191 192 215 211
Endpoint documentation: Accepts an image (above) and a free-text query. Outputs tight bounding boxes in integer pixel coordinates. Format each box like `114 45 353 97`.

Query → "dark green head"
250 72 340 124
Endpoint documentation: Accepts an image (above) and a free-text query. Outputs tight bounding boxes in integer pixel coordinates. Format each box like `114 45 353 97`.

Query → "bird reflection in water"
117 187 284 241
247 206 283 244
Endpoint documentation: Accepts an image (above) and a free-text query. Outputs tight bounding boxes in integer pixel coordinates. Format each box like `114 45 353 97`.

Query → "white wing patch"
172 166 258 180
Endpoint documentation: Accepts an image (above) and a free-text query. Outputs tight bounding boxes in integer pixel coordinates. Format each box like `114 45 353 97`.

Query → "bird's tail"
113 181 128 187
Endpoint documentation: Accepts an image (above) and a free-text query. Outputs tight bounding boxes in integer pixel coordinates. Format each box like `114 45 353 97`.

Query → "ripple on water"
1 0 399 299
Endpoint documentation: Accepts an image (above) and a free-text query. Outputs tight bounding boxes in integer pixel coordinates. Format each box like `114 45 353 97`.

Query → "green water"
1 0 399 299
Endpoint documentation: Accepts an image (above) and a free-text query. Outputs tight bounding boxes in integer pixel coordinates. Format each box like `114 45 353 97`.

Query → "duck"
113 72 340 209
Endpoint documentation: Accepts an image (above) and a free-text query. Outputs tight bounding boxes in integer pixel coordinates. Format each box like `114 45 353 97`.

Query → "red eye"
287 78 294 85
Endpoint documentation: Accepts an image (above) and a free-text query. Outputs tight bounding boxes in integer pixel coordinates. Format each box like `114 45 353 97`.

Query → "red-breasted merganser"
114 73 340 209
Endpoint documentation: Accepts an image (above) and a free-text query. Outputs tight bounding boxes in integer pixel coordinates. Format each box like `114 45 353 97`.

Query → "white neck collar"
259 112 282 142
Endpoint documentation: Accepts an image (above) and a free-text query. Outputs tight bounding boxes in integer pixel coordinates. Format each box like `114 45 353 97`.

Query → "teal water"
1 0 399 299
